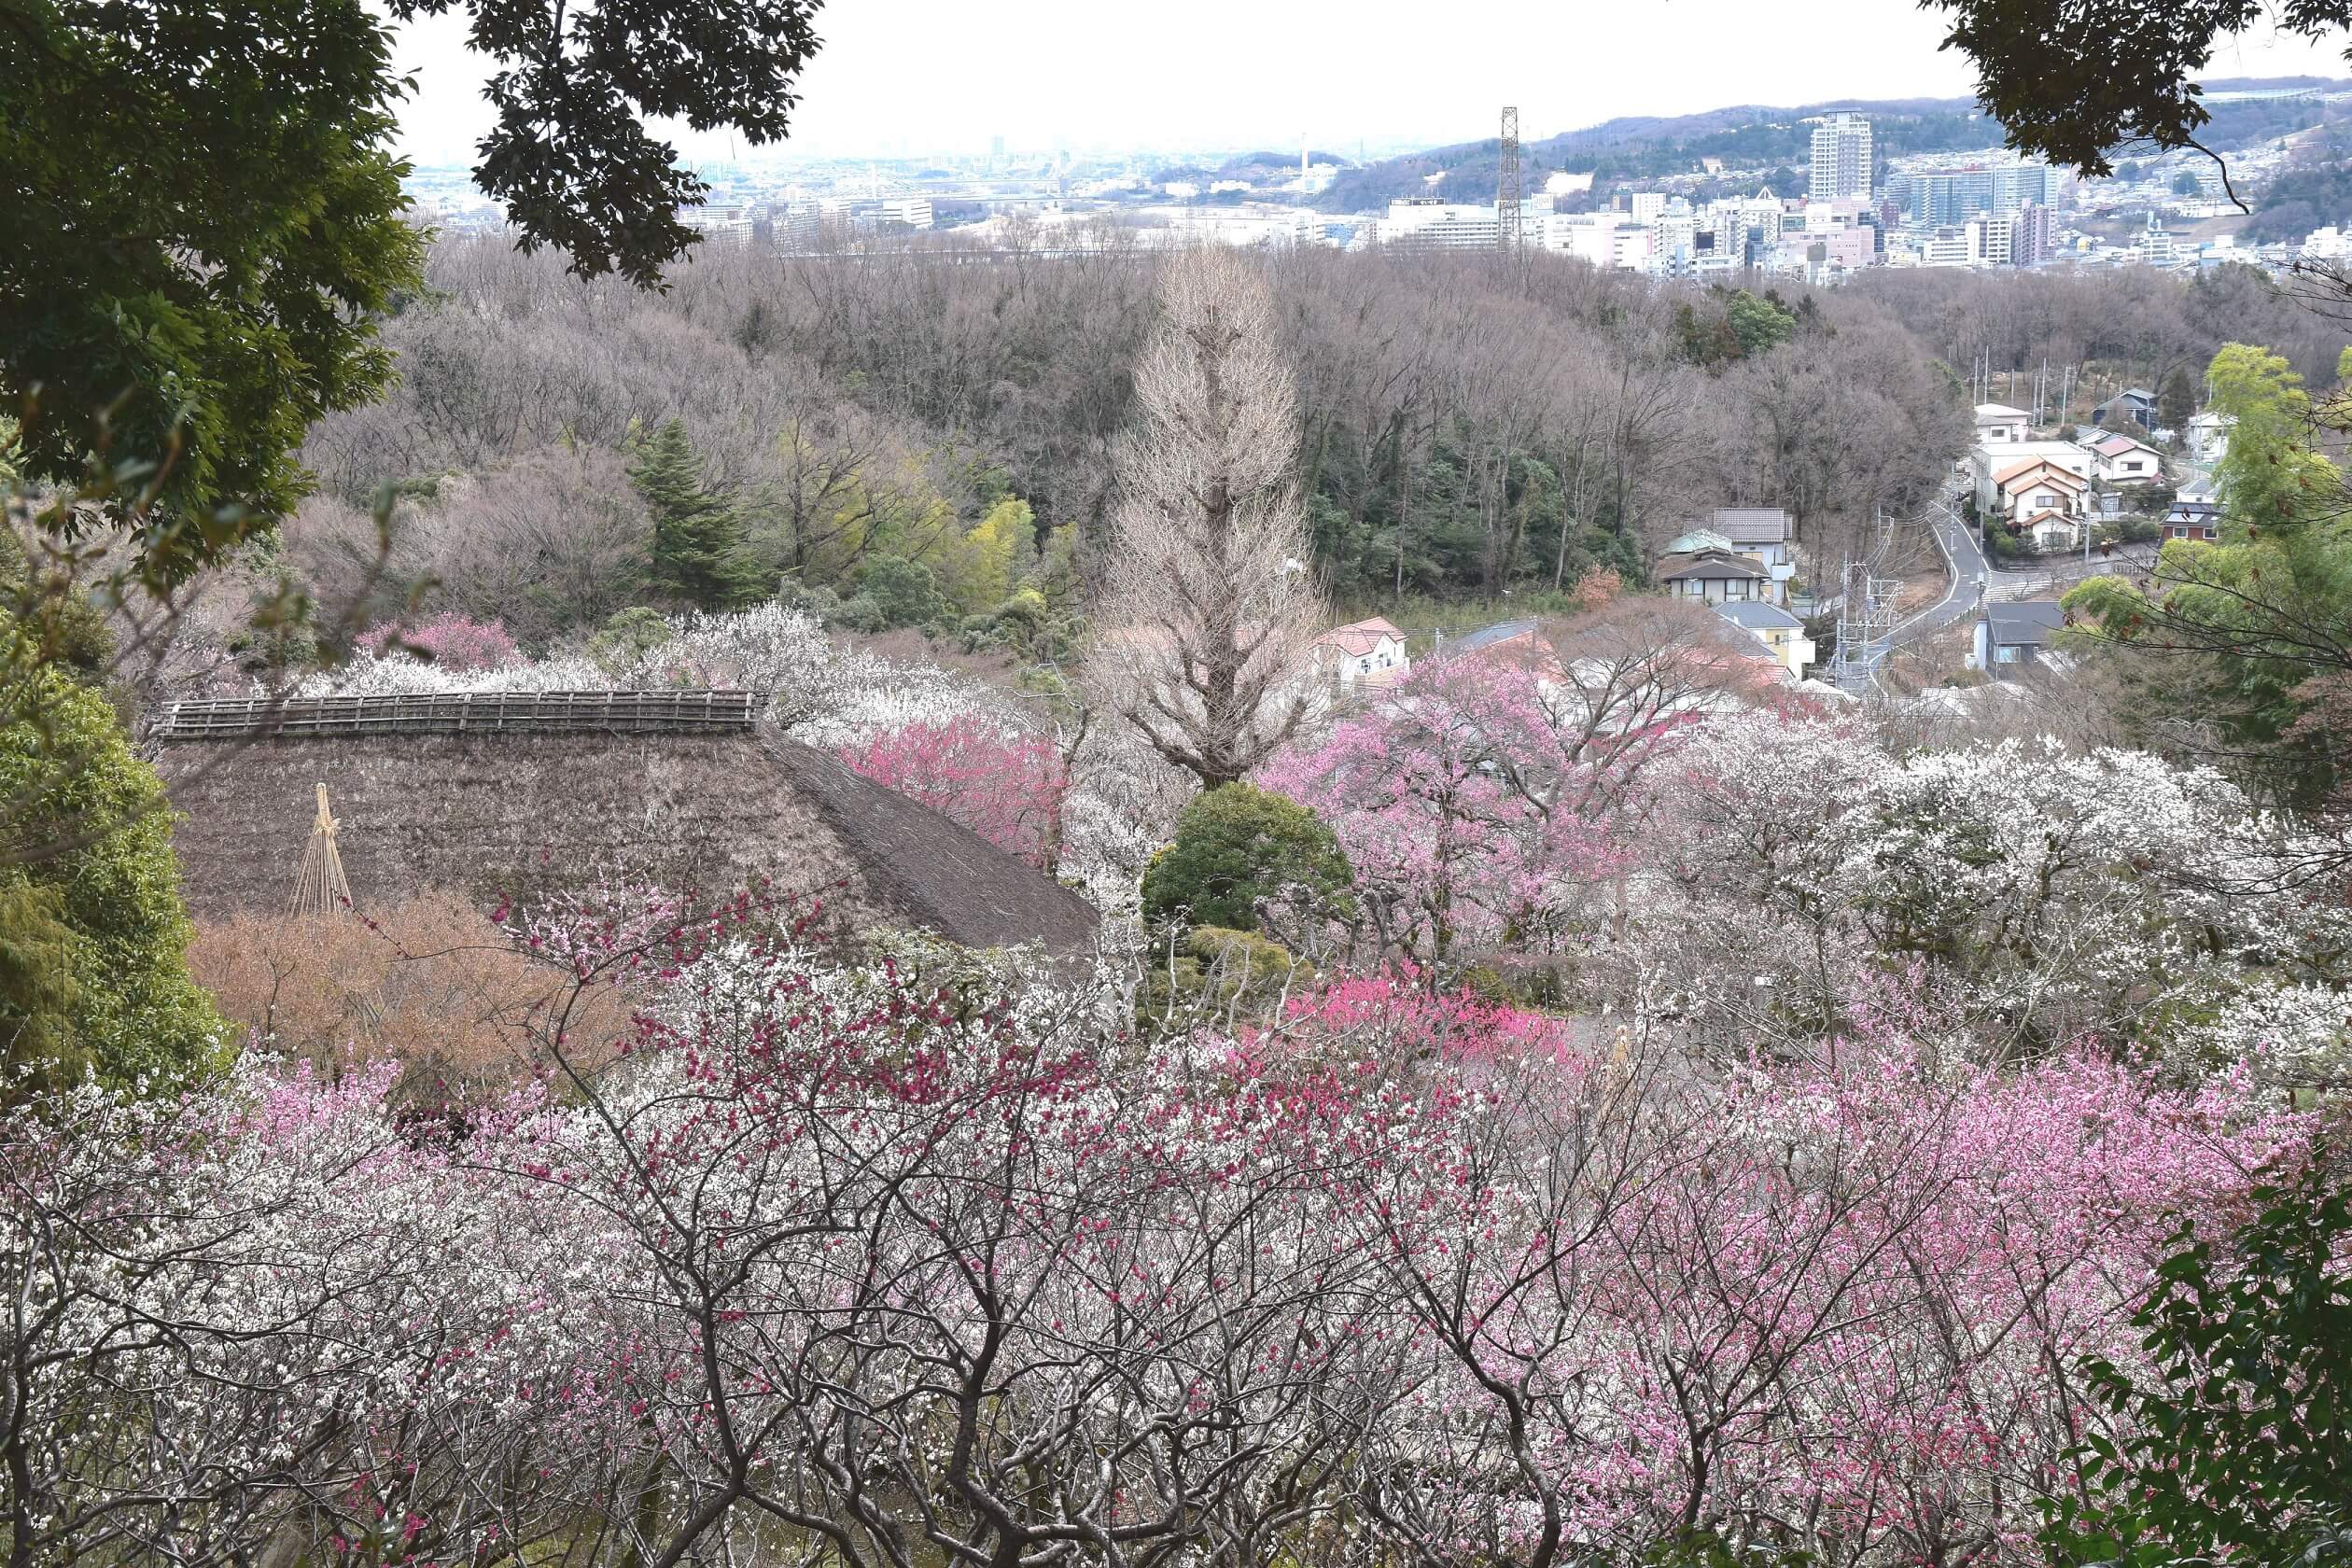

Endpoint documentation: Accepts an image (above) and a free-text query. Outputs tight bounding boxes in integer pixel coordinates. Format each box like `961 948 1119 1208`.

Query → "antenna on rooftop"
1497 105 1522 252
288 781 354 917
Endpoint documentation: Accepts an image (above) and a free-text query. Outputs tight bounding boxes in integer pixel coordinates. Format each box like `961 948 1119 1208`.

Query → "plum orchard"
0 884 2314 1568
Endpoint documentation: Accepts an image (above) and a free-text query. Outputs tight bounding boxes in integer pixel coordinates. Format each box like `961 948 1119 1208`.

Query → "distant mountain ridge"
1314 77 2352 213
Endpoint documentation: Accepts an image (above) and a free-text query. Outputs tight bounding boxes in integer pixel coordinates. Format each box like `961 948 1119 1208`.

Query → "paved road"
1886 493 1987 650
1836 486 2152 689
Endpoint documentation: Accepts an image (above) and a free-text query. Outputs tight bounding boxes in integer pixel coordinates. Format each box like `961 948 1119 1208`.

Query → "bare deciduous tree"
1099 250 1321 791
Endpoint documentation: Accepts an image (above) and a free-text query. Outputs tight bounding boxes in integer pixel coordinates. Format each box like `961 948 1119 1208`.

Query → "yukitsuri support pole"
287 782 355 917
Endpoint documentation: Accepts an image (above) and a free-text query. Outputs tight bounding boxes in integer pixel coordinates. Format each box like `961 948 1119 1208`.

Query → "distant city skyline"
386 0 2345 170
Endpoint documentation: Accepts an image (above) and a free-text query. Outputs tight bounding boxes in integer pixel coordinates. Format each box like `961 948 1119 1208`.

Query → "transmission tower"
287 781 355 917
1829 555 1901 695
1496 105 1522 251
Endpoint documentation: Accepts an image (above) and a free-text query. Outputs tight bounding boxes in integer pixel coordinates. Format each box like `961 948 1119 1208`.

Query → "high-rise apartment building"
2008 203 2052 266
1911 163 2052 227
1808 113 1873 202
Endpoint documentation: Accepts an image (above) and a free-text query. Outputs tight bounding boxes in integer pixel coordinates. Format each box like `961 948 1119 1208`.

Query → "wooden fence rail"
155 690 760 741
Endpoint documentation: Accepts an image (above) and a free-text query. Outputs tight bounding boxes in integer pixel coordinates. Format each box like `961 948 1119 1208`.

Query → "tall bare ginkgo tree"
1100 249 1321 791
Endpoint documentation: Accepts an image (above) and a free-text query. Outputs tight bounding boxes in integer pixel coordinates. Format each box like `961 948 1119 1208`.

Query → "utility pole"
1497 105 1522 252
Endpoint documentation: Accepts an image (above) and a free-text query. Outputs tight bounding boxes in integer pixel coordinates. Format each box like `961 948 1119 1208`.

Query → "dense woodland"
286 236 2339 656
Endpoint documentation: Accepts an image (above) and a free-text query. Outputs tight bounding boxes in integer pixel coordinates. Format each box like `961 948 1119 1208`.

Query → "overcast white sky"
388 0 2348 167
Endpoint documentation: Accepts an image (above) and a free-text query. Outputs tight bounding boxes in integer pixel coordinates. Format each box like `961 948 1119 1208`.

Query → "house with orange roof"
1310 616 1411 693
1970 438 2095 516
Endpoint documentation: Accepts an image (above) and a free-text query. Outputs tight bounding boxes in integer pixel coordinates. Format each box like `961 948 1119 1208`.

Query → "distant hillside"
2247 126 2352 241
1148 149 1355 185
1315 79 2352 213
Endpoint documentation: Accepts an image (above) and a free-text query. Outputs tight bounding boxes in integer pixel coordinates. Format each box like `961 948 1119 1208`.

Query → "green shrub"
0 658 225 1097
1140 784 1353 933
833 593 885 634
588 605 675 671
858 554 953 630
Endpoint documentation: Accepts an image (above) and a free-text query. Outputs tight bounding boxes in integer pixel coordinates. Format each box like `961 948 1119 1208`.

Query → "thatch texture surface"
158 726 1099 956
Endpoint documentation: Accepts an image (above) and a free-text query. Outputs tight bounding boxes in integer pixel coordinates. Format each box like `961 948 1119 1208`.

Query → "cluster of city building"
403 99 2345 281
1361 115 2078 284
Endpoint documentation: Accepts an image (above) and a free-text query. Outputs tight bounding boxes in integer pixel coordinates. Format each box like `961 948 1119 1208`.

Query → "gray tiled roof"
1985 601 2064 647
1444 618 1539 656
1705 507 1794 544
1714 600 1802 630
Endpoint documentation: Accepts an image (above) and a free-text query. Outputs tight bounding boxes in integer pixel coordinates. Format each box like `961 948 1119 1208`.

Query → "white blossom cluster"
1617 715 2352 1069
297 604 1029 740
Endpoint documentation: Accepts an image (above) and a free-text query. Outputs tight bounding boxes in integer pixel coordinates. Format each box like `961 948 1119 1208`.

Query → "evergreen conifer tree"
626 418 763 610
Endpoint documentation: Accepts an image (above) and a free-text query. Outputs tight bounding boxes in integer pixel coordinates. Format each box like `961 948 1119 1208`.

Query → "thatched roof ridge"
157 690 756 740
157 719 1098 958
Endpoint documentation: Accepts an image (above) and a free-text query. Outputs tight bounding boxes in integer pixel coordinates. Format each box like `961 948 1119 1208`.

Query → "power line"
1497 105 1522 252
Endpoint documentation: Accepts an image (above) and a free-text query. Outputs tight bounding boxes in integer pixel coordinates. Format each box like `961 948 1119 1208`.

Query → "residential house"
2085 430 2163 485
1662 526 1737 556
1973 402 2031 444
1987 456 2090 549
1970 439 2095 515
1713 600 1816 677
2161 497 2221 543
1311 616 1411 693
1701 507 1799 592
1656 548 1777 605
1429 617 1560 674
2185 411 2234 466
1969 600 2065 674
2093 387 2157 431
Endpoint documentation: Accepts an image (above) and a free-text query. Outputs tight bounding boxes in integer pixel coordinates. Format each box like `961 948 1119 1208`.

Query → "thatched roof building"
154 693 1099 956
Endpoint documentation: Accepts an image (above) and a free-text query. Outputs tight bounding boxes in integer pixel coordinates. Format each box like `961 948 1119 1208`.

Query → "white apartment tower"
1808 113 1873 203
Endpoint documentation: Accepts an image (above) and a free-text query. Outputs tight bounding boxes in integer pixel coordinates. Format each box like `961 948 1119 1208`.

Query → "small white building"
2185 411 2234 466
2086 430 2164 484
1969 601 2065 674
1657 548 1777 606
1974 403 2031 444
1986 456 2092 549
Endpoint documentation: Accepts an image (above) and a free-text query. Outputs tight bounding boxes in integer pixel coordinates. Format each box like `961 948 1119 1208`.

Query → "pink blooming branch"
837 715 1070 870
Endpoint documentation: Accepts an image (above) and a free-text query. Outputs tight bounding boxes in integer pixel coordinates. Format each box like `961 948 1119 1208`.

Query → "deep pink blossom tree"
357 611 522 671
836 714 1069 868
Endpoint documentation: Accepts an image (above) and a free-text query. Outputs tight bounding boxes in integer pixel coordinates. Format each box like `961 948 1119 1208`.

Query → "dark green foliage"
1140 786 1353 934
2043 1155 2350 1568
0 0 426 587
1927 0 2352 176
383 0 820 287
0 662 224 1097
1675 287 1801 370
0 531 113 683
626 420 762 610
1304 415 1646 605
1643 1529 1816 1568
959 588 1079 661
857 554 954 630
